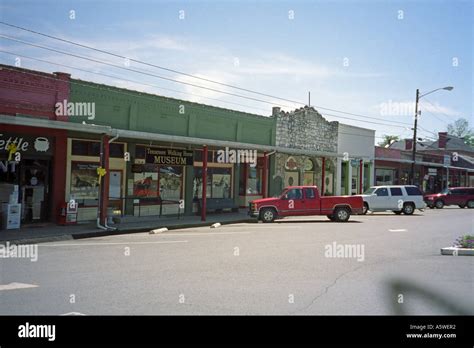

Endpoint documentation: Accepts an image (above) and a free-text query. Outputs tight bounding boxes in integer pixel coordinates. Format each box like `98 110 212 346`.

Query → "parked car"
248 185 364 223
358 185 426 215
424 187 474 209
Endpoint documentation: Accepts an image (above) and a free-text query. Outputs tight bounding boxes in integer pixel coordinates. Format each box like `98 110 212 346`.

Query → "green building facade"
66 80 277 220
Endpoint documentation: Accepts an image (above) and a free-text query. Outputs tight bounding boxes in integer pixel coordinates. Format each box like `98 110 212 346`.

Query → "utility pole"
410 89 420 185
308 91 311 107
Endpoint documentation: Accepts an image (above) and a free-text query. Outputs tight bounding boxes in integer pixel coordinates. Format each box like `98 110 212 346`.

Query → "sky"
0 0 472 144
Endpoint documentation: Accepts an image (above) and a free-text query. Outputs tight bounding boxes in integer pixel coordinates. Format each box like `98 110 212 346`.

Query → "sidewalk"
0 210 256 244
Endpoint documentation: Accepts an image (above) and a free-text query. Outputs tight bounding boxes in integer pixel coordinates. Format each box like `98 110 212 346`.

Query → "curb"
1 218 257 245
440 246 474 256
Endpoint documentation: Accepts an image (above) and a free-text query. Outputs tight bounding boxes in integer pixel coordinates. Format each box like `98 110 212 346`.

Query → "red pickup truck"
249 185 364 223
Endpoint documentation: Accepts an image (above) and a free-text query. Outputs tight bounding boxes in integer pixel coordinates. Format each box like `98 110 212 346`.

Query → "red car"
424 187 474 209
249 185 364 223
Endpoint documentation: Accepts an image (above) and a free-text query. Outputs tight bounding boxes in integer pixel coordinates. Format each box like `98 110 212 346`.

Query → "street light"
410 86 454 185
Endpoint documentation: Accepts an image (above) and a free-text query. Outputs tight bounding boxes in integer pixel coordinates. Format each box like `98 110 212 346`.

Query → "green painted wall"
70 80 276 146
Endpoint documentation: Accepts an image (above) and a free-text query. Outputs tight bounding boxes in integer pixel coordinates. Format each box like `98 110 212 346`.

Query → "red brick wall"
0 65 71 222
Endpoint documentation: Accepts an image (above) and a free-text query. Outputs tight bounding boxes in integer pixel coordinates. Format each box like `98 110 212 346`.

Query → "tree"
447 118 474 146
378 135 400 147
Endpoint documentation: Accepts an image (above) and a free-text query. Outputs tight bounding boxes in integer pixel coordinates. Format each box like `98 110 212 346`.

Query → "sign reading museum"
145 147 193 166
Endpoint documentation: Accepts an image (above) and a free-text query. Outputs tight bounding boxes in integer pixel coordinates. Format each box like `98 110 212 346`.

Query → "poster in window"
159 166 182 200
70 162 100 199
133 172 159 197
212 174 231 198
109 171 122 199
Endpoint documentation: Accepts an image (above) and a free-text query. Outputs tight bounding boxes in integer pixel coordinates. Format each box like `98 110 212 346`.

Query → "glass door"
20 159 49 223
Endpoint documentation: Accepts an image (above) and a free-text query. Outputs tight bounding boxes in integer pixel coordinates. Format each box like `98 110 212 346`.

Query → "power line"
0 64 392 143
0 64 386 141
0 22 413 127
0 44 411 132
322 112 408 129
0 34 299 110
0 50 271 113
421 97 459 124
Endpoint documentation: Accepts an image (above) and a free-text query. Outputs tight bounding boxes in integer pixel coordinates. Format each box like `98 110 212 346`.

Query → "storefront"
337 124 375 195
66 137 127 221
0 128 67 225
272 153 337 196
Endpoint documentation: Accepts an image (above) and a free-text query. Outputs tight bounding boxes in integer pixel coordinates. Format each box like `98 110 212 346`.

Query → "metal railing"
111 196 182 218
74 196 183 219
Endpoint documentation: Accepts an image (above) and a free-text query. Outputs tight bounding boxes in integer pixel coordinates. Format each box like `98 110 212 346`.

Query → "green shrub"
454 235 474 249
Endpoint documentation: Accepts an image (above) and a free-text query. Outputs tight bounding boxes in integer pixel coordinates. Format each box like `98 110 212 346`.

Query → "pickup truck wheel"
467 200 474 209
260 208 276 223
435 200 444 209
362 203 369 215
402 203 415 215
333 207 350 222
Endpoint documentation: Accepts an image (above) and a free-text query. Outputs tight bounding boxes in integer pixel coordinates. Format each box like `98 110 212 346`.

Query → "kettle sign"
34 137 50 152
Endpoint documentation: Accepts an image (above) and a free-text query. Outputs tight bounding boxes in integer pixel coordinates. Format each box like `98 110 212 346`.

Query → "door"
20 160 49 223
109 170 123 213
373 187 390 210
303 187 320 215
445 189 459 205
449 189 465 205
389 187 404 210
280 188 306 216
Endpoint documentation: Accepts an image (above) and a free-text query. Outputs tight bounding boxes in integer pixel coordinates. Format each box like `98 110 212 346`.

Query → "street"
1 207 473 315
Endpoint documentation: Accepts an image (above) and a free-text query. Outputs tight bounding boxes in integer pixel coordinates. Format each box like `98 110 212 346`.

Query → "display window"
193 167 232 199
239 162 263 195
70 161 100 206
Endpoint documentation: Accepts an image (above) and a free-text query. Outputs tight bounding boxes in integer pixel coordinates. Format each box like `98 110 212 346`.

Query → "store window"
375 168 394 186
193 149 214 163
70 162 100 206
133 166 183 201
159 166 183 200
72 140 124 158
239 164 262 195
193 167 232 199
247 166 262 195
133 172 159 197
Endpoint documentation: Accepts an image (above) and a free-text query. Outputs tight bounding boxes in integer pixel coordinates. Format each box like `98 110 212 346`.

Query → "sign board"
350 159 359 167
428 168 437 175
145 147 193 166
0 133 53 156
443 155 451 167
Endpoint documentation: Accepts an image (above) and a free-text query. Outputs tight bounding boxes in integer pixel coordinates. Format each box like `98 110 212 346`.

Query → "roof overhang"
1 114 373 159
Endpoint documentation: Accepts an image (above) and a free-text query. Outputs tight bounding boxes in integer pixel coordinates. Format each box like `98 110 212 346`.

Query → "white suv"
359 185 426 215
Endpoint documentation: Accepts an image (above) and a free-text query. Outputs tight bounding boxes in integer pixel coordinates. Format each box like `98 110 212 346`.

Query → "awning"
375 156 474 172
1 114 373 159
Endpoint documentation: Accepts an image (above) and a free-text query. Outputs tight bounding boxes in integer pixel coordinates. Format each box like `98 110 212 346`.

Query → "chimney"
272 107 281 116
438 132 448 148
405 139 413 150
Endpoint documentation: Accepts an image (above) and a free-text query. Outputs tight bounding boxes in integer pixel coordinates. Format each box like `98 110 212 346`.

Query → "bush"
454 235 474 249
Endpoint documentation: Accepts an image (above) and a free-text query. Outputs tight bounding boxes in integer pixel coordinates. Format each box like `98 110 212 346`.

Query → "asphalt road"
1 207 473 315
